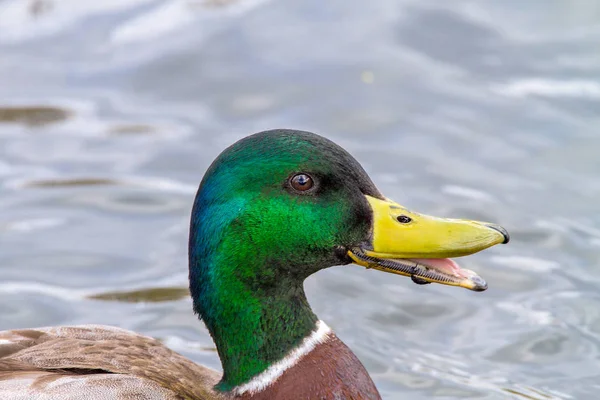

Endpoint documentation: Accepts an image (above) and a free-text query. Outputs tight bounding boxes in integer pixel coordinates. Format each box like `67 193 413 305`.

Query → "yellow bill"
349 195 509 291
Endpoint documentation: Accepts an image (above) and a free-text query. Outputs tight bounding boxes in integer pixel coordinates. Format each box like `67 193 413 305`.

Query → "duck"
0 129 509 399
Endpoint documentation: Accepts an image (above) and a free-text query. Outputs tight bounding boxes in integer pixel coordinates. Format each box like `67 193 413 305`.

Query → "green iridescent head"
188 129 508 390
190 129 381 288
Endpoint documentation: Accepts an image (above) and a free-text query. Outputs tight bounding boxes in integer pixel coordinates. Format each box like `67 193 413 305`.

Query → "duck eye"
397 215 412 224
290 173 314 192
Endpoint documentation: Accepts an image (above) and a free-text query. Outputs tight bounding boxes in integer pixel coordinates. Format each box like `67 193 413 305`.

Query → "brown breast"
237 333 381 400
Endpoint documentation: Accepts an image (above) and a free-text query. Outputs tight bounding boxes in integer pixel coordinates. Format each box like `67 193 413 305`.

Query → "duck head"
188 129 508 389
190 129 507 291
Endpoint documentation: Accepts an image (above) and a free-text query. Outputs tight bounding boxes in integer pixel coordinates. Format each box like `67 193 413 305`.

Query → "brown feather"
236 333 381 400
0 325 224 400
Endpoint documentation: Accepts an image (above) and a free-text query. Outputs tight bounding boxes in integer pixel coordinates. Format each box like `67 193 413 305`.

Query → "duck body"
0 325 222 400
0 323 378 400
0 130 508 399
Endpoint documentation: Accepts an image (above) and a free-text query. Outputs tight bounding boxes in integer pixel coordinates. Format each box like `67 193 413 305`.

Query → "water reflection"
25 178 119 187
89 287 190 303
0 106 70 126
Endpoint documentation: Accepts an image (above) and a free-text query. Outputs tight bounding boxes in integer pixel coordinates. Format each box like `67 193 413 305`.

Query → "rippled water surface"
1 1 599 398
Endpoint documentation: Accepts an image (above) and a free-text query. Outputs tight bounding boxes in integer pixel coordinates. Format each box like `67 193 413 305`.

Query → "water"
0 1 598 398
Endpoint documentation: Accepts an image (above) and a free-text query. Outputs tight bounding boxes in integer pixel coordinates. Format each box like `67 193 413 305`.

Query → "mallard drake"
0 129 509 399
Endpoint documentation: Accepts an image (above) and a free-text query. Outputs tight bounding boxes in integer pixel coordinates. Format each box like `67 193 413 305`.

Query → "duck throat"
189 248 320 391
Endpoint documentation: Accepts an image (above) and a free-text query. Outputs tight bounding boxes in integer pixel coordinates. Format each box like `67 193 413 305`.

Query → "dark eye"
290 173 314 192
397 215 412 224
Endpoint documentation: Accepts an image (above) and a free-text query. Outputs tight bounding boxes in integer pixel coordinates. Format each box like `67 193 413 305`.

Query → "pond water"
1 1 599 398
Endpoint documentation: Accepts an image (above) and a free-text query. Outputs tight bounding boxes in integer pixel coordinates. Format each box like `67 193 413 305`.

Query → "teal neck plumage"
189 193 318 390
188 131 375 390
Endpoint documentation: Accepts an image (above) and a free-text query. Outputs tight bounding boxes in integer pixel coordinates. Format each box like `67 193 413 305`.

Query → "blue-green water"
1 1 599 398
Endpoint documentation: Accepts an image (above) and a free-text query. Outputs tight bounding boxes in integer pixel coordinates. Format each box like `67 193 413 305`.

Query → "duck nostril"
396 215 412 224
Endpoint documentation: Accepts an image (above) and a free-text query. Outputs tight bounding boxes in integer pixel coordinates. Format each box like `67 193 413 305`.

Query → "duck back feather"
0 325 223 400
